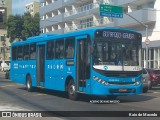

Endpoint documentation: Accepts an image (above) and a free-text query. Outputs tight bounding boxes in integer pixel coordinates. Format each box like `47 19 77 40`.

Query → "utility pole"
125 13 149 68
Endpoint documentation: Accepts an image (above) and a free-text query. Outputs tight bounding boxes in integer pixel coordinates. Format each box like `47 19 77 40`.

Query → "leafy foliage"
7 12 40 43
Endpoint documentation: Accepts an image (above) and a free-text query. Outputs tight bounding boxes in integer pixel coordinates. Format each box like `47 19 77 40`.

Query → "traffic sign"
145 39 150 45
100 4 123 18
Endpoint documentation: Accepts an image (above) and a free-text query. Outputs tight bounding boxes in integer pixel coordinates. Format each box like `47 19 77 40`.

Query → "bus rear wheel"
68 80 78 100
26 75 33 92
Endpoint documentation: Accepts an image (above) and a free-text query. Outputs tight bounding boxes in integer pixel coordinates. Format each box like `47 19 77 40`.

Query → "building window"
0 11 3 22
150 48 154 60
80 18 93 29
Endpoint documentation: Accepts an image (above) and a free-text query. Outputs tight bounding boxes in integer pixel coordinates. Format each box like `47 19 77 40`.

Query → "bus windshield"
93 41 140 66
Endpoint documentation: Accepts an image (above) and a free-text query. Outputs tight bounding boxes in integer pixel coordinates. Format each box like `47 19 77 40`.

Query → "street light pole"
125 13 149 68
145 25 149 68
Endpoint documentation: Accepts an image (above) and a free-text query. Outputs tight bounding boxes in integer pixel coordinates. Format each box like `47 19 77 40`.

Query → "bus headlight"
93 76 109 86
134 80 142 85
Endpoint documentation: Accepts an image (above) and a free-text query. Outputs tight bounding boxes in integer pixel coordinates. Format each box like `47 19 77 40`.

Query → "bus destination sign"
95 30 141 40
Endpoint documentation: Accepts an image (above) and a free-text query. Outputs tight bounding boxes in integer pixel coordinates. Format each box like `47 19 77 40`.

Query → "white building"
25 1 39 16
40 0 160 69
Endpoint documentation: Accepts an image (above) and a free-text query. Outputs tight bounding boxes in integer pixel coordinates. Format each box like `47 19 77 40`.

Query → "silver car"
142 68 151 93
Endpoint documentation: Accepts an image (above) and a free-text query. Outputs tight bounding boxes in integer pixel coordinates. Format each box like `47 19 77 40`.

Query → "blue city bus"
10 27 142 100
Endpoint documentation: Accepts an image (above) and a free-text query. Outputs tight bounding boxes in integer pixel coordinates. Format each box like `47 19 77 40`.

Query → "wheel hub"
69 84 75 95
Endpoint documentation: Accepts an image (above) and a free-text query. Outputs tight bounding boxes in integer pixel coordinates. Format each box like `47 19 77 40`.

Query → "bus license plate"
119 89 127 92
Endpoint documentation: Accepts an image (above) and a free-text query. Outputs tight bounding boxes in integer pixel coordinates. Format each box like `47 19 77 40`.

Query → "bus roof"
11 27 140 46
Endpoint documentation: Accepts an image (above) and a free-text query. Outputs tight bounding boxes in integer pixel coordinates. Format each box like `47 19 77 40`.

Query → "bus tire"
26 75 33 92
68 80 78 100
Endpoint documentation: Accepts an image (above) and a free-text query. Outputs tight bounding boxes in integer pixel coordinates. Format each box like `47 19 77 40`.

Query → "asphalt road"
0 72 160 120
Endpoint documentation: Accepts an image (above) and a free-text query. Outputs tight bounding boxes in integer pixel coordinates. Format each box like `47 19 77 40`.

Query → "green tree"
33 13 40 36
7 15 24 43
7 12 40 43
22 12 40 39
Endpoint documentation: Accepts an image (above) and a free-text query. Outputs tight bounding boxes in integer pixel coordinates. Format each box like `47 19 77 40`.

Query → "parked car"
142 68 151 93
5 69 10 79
148 69 160 89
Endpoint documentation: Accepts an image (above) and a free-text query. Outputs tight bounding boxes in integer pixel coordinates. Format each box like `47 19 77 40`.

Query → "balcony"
40 14 64 28
116 9 156 27
64 3 99 21
40 0 63 15
45 29 65 34
64 18 114 33
63 0 79 6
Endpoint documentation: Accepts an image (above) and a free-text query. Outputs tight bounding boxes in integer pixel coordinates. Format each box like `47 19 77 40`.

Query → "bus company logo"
14 63 18 69
60 63 63 70
104 66 108 70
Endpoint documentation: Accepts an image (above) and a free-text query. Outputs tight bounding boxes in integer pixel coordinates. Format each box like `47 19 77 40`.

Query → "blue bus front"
90 29 142 96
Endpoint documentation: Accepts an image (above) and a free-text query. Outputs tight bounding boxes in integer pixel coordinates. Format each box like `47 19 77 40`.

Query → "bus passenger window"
65 37 75 58
12 47 17 60
17 46 23 60
30 44 36 60
55 39 64 59
46 41 54 60
23 45 29 60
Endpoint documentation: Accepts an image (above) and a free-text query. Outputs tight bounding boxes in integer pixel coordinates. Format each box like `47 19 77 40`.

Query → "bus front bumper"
91 83 142 96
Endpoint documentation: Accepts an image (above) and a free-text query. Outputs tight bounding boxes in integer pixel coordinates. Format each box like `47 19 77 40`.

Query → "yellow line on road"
33 93 47 96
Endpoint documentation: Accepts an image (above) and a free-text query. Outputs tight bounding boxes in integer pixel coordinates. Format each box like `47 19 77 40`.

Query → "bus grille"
108 82 135 85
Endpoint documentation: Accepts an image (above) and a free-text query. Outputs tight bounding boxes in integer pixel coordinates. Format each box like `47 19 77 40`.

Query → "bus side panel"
45 58 77 91
11 60 36 86
26 60 37 87
54 59 66 91
18 61 26 84
45 60 55 89
10 61 25 84
64 59 77 90
45 59 66 91
10 61 19 83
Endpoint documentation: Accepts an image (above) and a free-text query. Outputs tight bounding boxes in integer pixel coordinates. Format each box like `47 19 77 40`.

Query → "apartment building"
40 0 160 69
0 0 12 61
25 1 40 16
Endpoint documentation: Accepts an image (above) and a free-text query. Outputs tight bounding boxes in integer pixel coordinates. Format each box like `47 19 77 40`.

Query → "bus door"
36 44 45 87
76 35 90 92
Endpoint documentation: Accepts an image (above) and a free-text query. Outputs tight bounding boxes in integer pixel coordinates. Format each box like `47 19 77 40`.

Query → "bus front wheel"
26 75 33 92
68 80 78 100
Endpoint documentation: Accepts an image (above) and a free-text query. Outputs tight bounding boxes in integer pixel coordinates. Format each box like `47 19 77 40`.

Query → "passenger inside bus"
66 45 74 58
30 47 36 59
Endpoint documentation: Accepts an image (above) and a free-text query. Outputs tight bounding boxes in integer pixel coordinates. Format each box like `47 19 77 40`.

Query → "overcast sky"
12 0 39 15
